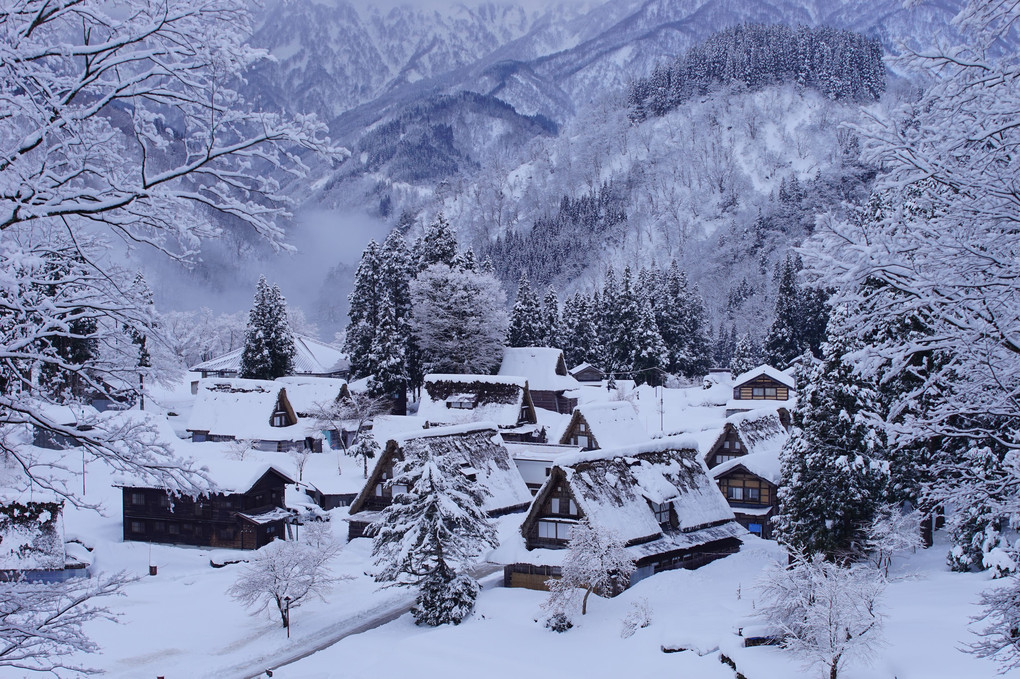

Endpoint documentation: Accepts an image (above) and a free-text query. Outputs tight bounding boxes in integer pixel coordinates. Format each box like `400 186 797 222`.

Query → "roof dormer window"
446 394 477 410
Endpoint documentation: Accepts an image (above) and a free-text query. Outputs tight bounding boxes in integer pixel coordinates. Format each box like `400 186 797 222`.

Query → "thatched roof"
418 374 536 428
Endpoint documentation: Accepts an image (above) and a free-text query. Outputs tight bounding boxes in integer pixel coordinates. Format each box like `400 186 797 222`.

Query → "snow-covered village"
3 1 1020 678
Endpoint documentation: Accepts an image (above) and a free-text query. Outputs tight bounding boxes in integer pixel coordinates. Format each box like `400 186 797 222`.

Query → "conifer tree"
541 287 562 350
729 332 761 378
381 231 419 399
774 306 889 560
414 214 459 272
506 272 544 348
239 276 295 380
764 256 803 368
605 268 666 385
344 241 384 380
653 262 712 378
561 293 602 369
369 439 497 626
366 291 406 403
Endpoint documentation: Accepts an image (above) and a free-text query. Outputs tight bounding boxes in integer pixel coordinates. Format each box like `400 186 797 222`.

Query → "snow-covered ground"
271 534 1002 679
42 378 1009 679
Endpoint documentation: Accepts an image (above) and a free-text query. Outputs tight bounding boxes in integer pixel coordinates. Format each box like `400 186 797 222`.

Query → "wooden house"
31 403 98 450
568 362 605 384
187 378 324 452
704 410 788 539
190 334 350 393
559 401 644 451
507 438 744 592
504 441 581 494
119 463 294 550
726 365 796 424
417 374 542 443
347 424 533 540
498 347 581 414
0 498 90 583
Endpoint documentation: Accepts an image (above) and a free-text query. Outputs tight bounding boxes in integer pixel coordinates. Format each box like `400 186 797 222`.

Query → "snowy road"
222 564 503 679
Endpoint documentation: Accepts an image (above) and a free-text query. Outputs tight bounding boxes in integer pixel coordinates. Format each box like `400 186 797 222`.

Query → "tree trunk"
581 587 592 615
829 653 841 679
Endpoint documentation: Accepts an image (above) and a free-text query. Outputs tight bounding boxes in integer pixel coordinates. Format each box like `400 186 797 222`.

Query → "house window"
545 468 551 477
153 521 166 532
765 387 777 397
392 484 408 496
130 492 145 505
723 440 730 449
746 486 760 501
650 501 671 526
168 523 180 535
130 521 145 533
374 483 385 497
752 387 764 397
537 520 574 541
157 494 170 508
218 528 235 540
192 433 207 442
715 454 738 465
446 394 478 410
727 485 744 500
551 497 559 514
271 411 288 427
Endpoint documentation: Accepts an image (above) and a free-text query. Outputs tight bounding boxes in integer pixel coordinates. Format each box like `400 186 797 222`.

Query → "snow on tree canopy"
350 424 532 515
550 438 736 545
497 347 580 393
0 499 66 571
418 374 535 428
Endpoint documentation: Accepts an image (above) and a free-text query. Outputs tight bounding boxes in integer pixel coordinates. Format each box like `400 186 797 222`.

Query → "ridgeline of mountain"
161 0 968 338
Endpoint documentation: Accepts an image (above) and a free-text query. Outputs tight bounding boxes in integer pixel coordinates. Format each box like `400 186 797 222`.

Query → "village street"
223 566 503 679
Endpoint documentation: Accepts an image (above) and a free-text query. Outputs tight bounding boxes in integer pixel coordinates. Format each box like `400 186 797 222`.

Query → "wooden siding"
121 470 291 550
732 375 790 401
531 390 576 415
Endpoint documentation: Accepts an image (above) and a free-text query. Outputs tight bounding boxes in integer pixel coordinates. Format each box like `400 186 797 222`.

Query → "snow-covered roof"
561 401 645 450
351 424 532 515
733 364 796 390
0 502 66 571
187 378 313 441
190 334 349 376
704 410 789 460
533 438 735 547
498 347 580 392
274 376 349 416
725 397 795 413
504 442 580 463
417 374 532 428
184 459 294 495
710 452 783 485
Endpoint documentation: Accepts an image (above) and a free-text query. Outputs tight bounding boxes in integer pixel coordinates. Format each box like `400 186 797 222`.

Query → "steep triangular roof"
274 376 350 416
417 374 537 428
186 378 304 440
523 437 736 547
191 334 348 376
733 364 796 390
498 347 580 392
559 401 644 450
349 423 532 516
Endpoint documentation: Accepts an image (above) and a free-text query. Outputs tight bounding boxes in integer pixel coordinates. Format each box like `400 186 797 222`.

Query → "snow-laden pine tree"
239 276 295 380
561 293 603 370
381 231 421 396
729 332 761 378
409 264 508 374
366 290 406 404
414 214 460 272
544 519 634 619
541 287 562 350
764 256 803 368
774 307 889 560
344 240 384 380
652 262 712 379
603 267 666 384
506 272 544 347
369 439 497 626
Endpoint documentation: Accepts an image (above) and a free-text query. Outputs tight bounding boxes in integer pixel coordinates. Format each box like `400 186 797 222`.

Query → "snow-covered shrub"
545 611 573 633
984 548 1018 580
864 505 922 577
227 438 256 461
620 598 652 638
412 569 480 627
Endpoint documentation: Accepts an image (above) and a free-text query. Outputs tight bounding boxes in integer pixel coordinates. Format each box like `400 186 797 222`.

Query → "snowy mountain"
156 0 967 336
